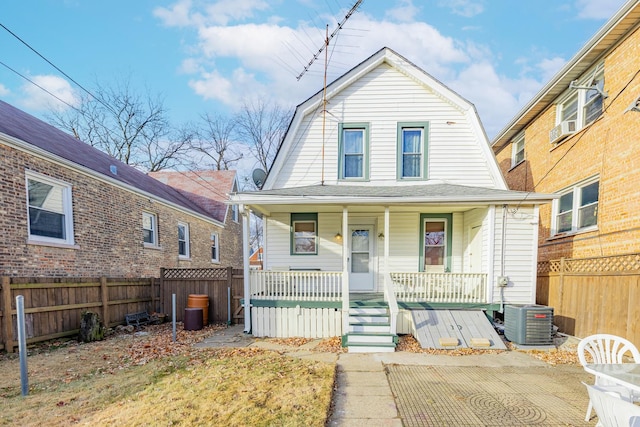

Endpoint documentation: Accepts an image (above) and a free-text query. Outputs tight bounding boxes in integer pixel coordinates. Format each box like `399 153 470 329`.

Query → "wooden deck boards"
411 309 507 350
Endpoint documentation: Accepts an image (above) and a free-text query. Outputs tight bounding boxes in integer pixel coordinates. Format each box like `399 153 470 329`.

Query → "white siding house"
231 48 554 351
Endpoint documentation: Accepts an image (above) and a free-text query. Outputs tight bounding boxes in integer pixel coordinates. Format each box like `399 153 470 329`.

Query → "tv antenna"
296 0 364 185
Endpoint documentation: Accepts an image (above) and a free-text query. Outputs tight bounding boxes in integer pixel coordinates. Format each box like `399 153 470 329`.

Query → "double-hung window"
339 123 369 180
178 223 190 258
211 232 220 263
26 171 74 245
143 212 158 246
554 63 604 142
511 133 525 167
397 122 429 179
291 213 318 255
553 179 599 235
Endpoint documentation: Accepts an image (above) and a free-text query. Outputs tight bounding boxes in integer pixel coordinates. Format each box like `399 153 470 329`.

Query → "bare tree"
235 98 291 172
49 77 187 172
190 112 242 170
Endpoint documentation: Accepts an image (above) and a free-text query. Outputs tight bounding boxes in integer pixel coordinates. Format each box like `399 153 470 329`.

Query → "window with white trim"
26 171 74 245
178 222 190 258
232 204 239 222
511 133 525 167
555 63 605 133
143 212 158 246
211 232 220 263
553 179 599 235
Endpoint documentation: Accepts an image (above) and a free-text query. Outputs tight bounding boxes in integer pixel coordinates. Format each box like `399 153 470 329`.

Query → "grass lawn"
0 325 336 426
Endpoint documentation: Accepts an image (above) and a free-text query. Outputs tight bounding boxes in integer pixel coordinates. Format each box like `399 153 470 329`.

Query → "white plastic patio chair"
584 383 640 427
578 334 640 422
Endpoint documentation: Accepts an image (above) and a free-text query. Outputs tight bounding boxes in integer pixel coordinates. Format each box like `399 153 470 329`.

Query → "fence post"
159 268 165 316
100 277 109 328
2 277 14 353
226 266 233 325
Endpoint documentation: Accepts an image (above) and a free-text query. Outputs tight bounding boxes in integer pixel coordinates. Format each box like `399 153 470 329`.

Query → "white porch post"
341 206 349 335
242 207 251 333
384 206 398 334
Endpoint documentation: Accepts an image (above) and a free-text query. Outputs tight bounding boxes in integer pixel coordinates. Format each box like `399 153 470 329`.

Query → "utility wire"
0 60 83 114
0 21 116 115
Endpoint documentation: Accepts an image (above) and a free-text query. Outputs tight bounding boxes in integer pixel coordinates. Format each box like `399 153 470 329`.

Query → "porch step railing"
391 272 487 303
250 270 342 301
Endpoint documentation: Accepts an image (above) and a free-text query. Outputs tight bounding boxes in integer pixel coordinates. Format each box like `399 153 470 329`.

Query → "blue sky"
0 0 627 142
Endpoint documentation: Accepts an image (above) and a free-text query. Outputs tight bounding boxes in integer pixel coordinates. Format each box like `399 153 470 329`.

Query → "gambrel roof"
263 47 506 191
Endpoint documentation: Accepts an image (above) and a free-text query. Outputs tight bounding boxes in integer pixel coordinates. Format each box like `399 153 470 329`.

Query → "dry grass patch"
0 325 335 427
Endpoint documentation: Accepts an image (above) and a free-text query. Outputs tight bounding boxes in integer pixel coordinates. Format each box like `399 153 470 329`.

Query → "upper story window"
178 222 190 258
552 63 605 144
511 133 525 168
26 171 75 245
143 212 158 247
397 122 429 179
290 213 318 255
211 232 220 263
338 123 369 180
552 178 599 235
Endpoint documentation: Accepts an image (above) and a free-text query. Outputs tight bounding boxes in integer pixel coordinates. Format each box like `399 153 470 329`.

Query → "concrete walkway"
197 326 594 426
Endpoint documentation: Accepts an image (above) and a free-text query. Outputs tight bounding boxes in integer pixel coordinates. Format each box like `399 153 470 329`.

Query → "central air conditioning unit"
504 304 554 345
549 120 577 144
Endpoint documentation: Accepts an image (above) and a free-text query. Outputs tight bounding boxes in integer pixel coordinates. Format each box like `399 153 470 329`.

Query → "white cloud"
0 83 10 97
385 0 420 23
575 0 626 20
438 0 485 18
155 1 551 138
19 75 80 112
537 56 567 82
155 0 270 27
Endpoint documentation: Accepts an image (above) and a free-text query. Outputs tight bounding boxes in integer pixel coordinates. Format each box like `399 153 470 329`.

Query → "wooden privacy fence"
537 253 640 347
160 267 244 325
1 276 158 352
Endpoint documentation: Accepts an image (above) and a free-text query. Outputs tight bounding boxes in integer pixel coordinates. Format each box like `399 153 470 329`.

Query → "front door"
348 226 375 292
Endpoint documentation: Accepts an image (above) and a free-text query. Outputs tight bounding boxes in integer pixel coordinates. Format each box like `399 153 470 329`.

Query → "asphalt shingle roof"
0 100 222 223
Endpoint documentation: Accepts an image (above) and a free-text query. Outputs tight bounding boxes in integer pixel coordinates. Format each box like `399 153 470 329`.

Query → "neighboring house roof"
263 46 505 191
236 183 556 206
0 99 223 226
491 0 640 152
149 170 237 224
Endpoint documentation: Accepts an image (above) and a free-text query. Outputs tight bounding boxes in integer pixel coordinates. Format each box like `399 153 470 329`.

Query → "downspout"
242 206 251 333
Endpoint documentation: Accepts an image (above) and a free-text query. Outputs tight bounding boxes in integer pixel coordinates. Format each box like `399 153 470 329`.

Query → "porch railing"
391 272 487 303
250 270 342 301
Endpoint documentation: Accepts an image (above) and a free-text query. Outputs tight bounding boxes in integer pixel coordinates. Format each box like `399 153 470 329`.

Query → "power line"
0 21 116 115
0 60 83 114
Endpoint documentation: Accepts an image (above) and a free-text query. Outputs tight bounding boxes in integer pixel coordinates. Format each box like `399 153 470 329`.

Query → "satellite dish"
252 168 267 188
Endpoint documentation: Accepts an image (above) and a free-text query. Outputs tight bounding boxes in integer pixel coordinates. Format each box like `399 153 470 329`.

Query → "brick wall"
0 144 242 277
496 25 640 262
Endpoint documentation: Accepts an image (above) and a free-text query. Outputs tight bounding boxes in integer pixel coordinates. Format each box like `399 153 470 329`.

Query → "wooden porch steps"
344 302 397 353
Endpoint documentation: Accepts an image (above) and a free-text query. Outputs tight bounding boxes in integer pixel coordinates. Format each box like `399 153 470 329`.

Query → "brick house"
491 0 640 344
0 100 241 278
149 170 243 267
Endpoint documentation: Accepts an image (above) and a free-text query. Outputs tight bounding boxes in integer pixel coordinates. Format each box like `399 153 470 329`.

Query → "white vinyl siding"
492 205 537 305
271 64 498 189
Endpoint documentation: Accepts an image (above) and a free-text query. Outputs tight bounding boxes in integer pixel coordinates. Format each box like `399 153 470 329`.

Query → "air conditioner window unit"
549 120 577 144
